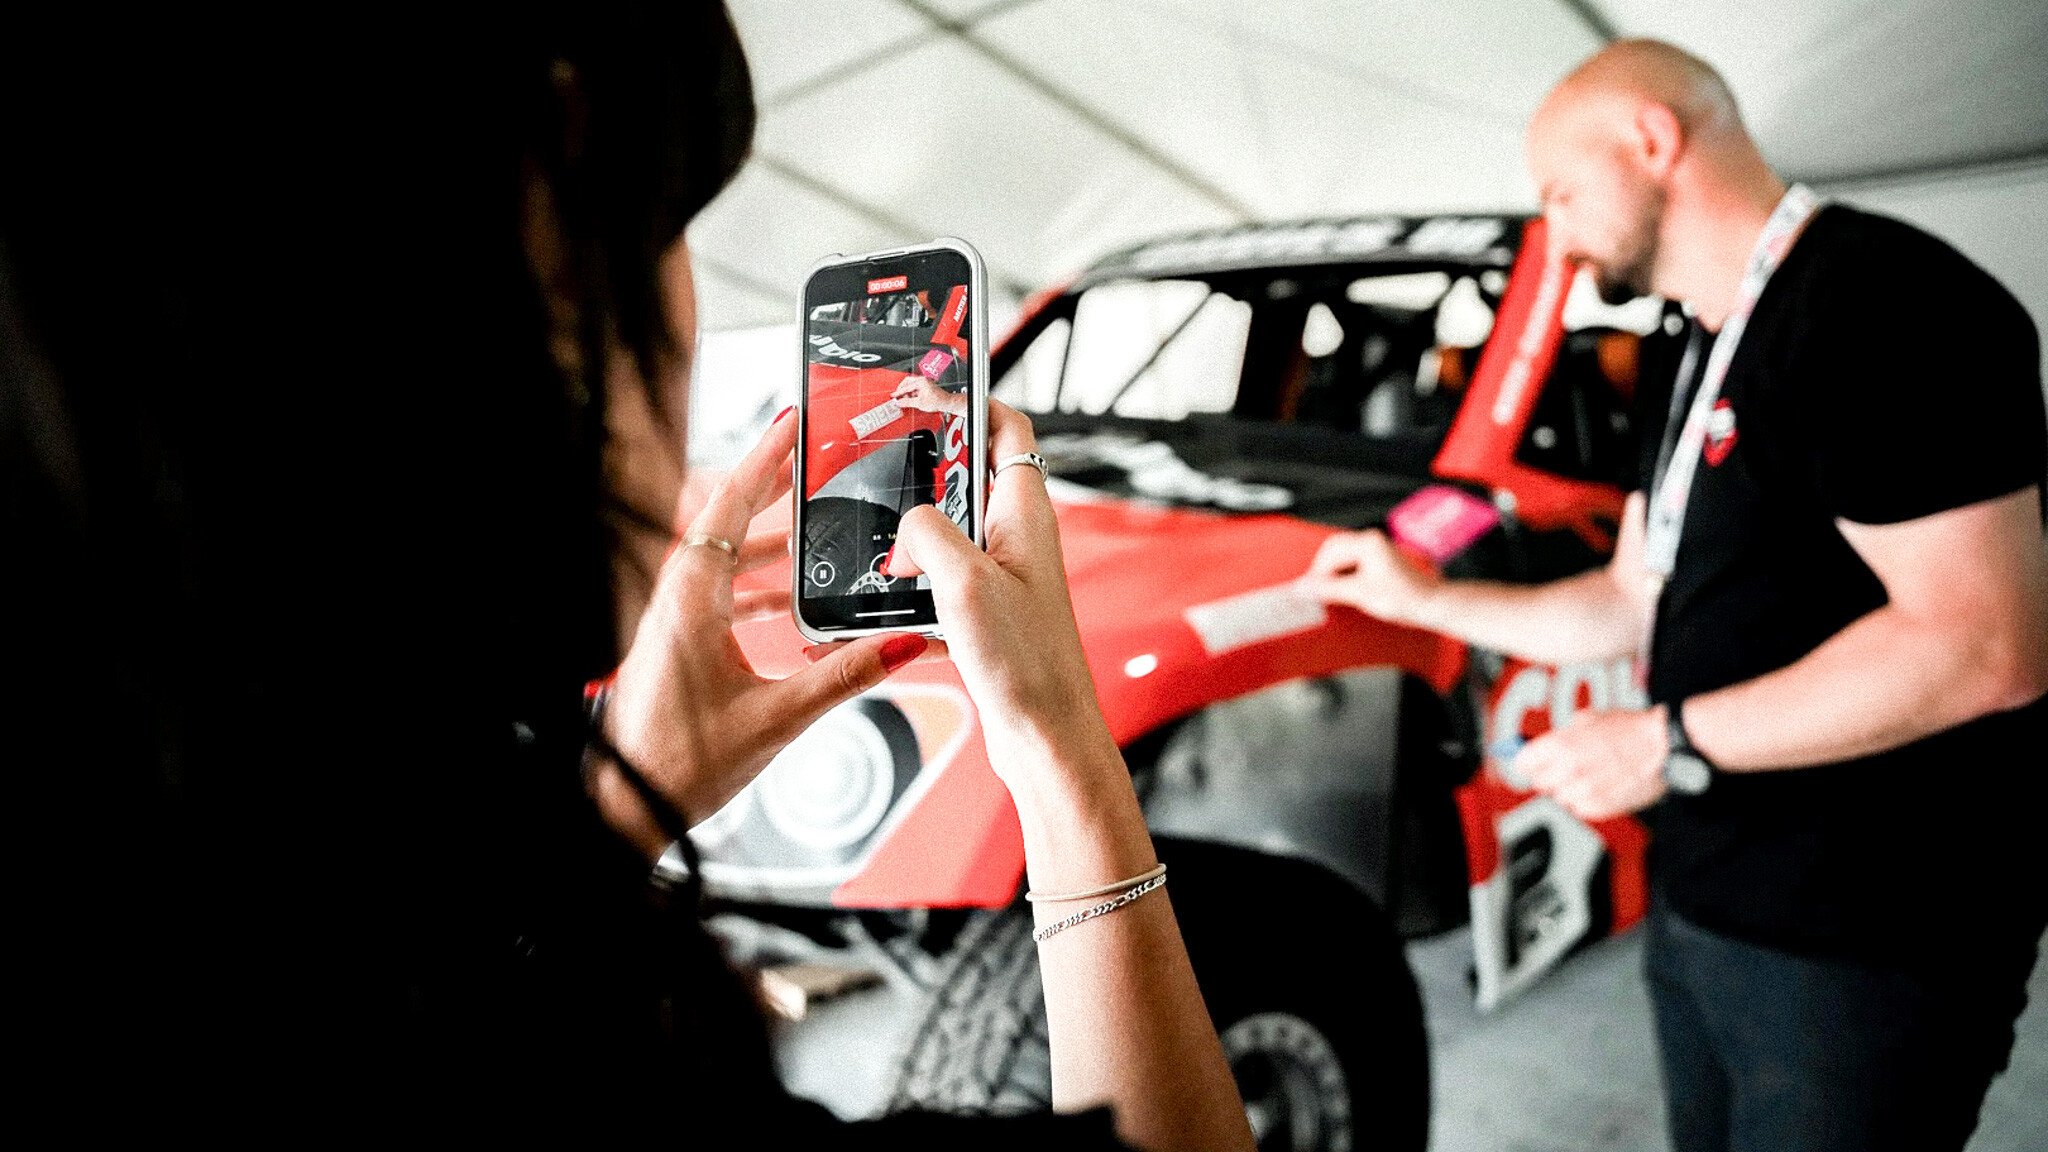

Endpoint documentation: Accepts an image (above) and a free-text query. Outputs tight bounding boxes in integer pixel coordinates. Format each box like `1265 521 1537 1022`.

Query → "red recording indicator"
867 274 909 294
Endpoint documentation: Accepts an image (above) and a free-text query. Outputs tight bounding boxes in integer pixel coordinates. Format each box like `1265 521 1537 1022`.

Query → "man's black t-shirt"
1639 203 2048 971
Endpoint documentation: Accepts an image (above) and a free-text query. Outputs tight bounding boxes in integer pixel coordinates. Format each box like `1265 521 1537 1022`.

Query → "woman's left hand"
593 409 928 859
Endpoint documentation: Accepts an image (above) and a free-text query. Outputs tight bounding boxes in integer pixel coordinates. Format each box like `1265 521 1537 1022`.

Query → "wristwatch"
1664 698 1715 796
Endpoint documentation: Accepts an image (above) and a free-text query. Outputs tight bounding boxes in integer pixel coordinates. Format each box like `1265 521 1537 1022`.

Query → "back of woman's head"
1 4 755 1081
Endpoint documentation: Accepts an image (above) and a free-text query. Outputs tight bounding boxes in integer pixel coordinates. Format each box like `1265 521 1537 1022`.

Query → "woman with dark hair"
2 7 1252 1147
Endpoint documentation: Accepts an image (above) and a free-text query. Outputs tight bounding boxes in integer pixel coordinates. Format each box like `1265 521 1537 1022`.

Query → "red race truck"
703 215 1674 1152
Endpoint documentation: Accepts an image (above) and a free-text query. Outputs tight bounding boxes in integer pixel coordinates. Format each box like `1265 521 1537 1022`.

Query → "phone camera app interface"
802 269 971 608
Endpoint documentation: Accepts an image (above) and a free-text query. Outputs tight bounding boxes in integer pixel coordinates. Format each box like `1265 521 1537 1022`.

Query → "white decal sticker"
1039 432 1293 512
1491 256 1569 426
1184 584 1328 656
1330 218 1405 257
1467 797 1604 1014
938 414 971 531
849 400 903 439
1126 217 1411 272
1406 217 1508 257
810 333 883 364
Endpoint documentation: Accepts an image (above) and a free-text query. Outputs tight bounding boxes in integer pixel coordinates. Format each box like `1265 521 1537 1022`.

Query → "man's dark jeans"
1644 899 2035 1152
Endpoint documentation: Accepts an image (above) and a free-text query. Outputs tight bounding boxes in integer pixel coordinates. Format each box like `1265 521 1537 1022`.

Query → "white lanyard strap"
1643 184 1822 579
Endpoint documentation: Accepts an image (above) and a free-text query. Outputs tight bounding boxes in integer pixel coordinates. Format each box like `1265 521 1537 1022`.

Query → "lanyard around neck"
1634 185 1822 681
1643 184 1823 580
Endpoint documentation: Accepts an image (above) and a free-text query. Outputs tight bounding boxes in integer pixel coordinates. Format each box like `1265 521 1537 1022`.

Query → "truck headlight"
758 702 900 852
692 697 920 878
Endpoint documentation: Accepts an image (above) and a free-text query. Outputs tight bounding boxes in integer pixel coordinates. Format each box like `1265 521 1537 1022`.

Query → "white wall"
688 323 799 469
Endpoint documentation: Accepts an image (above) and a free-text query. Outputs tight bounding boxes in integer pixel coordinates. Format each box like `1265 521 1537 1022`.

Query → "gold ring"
682 533 738 560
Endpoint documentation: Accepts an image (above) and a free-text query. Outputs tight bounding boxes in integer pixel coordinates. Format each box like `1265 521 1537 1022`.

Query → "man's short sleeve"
1799 224 2046 526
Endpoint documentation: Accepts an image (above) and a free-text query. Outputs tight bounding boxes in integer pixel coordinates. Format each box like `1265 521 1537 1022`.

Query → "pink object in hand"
1387 485 1500 564
917 349 955 381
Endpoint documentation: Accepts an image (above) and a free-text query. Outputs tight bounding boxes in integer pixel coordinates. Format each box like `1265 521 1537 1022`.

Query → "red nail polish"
773 405 795 425
881 545 896 573
802 644 829 664
879 634 927 673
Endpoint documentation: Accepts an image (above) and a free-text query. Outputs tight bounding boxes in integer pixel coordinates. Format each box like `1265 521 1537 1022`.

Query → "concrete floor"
764 913 2048 1148
1410 926 2048 1152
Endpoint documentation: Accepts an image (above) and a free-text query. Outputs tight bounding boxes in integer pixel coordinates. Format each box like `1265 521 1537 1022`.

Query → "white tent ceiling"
687 0 2048 333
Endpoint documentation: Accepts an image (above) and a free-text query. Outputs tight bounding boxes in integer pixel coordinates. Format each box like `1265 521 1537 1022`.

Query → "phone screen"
797 246 977 633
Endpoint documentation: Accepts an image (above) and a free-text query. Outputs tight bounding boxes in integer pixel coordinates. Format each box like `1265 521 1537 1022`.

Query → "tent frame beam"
1802 147 2048 193
891 0 1256 222
1555 0 1618 45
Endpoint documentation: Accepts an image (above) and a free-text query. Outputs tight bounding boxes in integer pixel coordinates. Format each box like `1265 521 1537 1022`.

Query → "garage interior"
686 3 2048 1150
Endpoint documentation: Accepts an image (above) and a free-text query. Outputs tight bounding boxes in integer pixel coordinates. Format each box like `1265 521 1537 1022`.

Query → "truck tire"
887 841 1429 1152
886 904 1052 1115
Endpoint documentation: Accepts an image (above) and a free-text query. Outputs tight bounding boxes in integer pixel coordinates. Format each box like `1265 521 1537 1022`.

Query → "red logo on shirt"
1703 399 1739 467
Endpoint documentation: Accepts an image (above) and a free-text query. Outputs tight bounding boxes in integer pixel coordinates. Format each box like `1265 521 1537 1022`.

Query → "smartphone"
792 237 988 641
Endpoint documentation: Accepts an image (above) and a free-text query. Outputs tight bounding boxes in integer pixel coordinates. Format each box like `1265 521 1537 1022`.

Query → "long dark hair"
2 5 760 1102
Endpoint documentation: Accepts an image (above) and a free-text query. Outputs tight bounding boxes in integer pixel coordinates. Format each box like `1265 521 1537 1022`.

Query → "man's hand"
1297 529 1441 625
1516 705 1669 821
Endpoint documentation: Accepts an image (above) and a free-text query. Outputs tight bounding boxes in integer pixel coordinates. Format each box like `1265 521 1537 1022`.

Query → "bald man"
1303 39 2048 1152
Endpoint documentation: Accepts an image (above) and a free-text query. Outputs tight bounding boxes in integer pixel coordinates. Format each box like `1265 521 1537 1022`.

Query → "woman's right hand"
882 400 1116 779
883 399 1256 1152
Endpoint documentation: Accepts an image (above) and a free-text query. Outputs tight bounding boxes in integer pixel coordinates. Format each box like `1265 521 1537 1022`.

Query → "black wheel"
887 904 1051 1115
887 842 1430 1152
1169 839 1431 1152
1222 1011 1355 1151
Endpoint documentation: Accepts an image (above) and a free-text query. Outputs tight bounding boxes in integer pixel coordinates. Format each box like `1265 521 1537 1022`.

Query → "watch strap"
1667 697 1716 769
1663 697 1716 796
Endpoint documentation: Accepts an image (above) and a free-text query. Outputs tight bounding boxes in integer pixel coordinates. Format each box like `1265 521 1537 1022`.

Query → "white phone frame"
790 236 989 642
